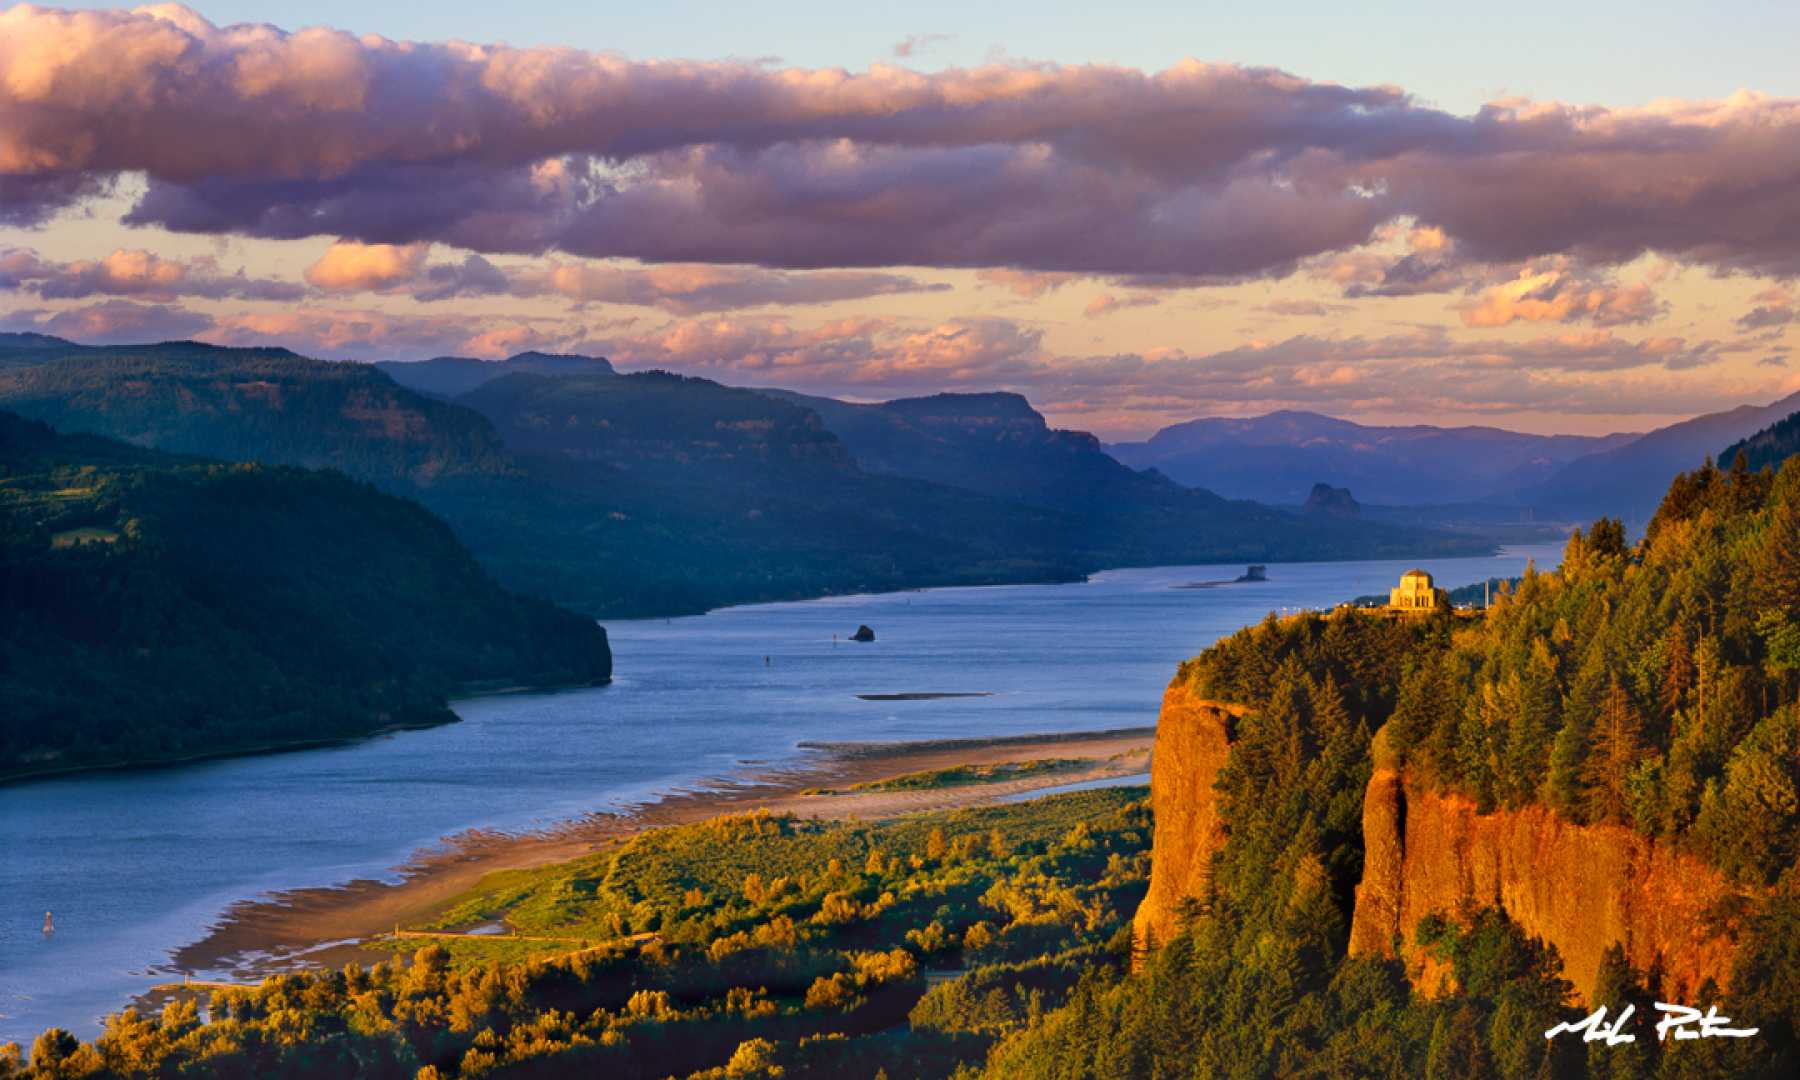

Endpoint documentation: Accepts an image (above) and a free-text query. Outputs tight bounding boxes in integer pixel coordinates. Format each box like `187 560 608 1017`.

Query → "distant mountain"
0 410 610 780
0 331 81 356
1521 389 1800 524
0 339 511 484
0 337 1491 619
1722 409 1800 472
761 388 1489 566
376 351 615 399
1302 483 1360 519
1106 410 1633 505
764 390 1185 512
469 371 852 480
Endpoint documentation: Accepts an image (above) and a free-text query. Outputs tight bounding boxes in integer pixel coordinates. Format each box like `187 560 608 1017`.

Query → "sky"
4 2 1800 439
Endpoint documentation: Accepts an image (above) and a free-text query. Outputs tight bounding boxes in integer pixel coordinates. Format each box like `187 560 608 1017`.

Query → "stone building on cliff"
1388 569 1446 613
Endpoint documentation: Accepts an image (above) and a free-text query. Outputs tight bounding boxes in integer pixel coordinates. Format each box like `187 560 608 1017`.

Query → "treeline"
0 412 610 778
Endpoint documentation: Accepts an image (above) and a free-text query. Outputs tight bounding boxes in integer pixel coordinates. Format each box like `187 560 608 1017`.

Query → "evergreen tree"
1581 679 1647 825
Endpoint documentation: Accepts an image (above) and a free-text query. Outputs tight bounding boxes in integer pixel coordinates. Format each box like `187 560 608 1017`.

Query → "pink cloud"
1459 266 1661 328
976 269 1082 298
304 242 431 292
8 7 1800 279
288 243 945 312
0 245 303 301
202 307 554 360
1 299 212 343
892 34 953 59
1083 293 1160 318
1738 285 1796 330
12 291 1777 433
514 262 945 313
1261 298 1348 317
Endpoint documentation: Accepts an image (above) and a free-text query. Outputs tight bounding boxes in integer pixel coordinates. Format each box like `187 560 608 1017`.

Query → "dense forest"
0 412 611 779
1726 410 1800 473
979 454 1800 1077
0 344 513 484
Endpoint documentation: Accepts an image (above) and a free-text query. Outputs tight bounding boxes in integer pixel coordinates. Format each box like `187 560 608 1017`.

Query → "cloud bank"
7 4 1800 280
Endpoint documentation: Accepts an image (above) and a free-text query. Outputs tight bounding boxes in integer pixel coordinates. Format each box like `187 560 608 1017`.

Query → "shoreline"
1 678 615 788
162 726 1155 985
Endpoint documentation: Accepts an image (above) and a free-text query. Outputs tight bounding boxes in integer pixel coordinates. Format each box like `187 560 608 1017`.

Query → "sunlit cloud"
1459 265 1661 328
1 299 212 343
0 245 302 301
10 6 1800 279
304 242 431 293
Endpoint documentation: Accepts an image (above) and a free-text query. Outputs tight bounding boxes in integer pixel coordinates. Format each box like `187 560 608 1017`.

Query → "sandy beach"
165 727 1155 984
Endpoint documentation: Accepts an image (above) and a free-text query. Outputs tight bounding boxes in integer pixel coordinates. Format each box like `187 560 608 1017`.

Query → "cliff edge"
1131 684 1249 953
1348 723 1747 1002
1136 707 1750 1002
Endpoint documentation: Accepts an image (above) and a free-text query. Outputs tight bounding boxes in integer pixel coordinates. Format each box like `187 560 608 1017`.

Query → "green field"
845 757 1092 793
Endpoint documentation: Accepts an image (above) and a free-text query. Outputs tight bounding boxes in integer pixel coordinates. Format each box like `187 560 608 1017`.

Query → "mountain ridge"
1108 408 1637 506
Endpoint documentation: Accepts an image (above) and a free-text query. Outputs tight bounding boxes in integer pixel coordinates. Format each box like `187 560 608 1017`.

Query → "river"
0 545 1561 1043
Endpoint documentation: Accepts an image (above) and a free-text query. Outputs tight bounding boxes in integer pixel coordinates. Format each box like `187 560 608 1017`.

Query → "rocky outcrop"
1131 684 1249 953
1302 482 1361 518
1135 704 1750 1001
1348 724 1747 1003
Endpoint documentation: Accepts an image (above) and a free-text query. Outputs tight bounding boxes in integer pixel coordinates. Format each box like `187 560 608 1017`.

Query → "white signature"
1545 1003 1758 1044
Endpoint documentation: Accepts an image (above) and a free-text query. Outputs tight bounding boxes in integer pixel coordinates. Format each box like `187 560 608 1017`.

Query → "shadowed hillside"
1724 409 1800 472
376 351 616 399
764 388 1490 567
0 336 1492 619
0 339 511 484
1520 389 1800 525
0 412 611 780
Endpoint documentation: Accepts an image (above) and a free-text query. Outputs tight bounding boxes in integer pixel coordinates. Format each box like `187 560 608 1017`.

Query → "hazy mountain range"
1518 389 1800 522
1111 395 1800 526
1107 412 1638 506
0 334 1486 619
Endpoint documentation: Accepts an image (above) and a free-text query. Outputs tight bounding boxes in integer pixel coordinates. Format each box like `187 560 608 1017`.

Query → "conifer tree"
1581 679 1646 824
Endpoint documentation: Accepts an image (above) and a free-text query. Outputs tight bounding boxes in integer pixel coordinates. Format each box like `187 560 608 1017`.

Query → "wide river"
0 546 1560 1042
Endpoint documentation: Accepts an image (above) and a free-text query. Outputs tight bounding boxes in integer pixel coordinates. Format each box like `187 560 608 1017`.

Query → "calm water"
0 546 1559 1041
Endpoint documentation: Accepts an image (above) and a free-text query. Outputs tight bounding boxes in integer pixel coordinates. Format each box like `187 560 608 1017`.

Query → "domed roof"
1401 568 1433 582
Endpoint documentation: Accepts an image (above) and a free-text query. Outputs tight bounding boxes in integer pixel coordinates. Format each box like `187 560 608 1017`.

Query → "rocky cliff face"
1131 684 1248 953
1348 725 1747 1002
1136 704 1749 1000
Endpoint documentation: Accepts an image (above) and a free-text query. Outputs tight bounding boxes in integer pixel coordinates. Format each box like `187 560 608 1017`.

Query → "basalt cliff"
1134 688 1750 1002
1131 686 1248 952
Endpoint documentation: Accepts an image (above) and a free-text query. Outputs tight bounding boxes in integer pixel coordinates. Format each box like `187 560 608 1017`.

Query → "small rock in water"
850 624 876 642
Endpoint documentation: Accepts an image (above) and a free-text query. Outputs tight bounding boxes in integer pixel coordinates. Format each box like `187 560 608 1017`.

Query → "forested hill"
0 412 611 781
762 389 1139 509
1725 409 1800 472
0 337 1490 619
376 351 615 399
0 340 512 484
1518 388 1800 524
466 371 855 480
983 454 1800 1076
